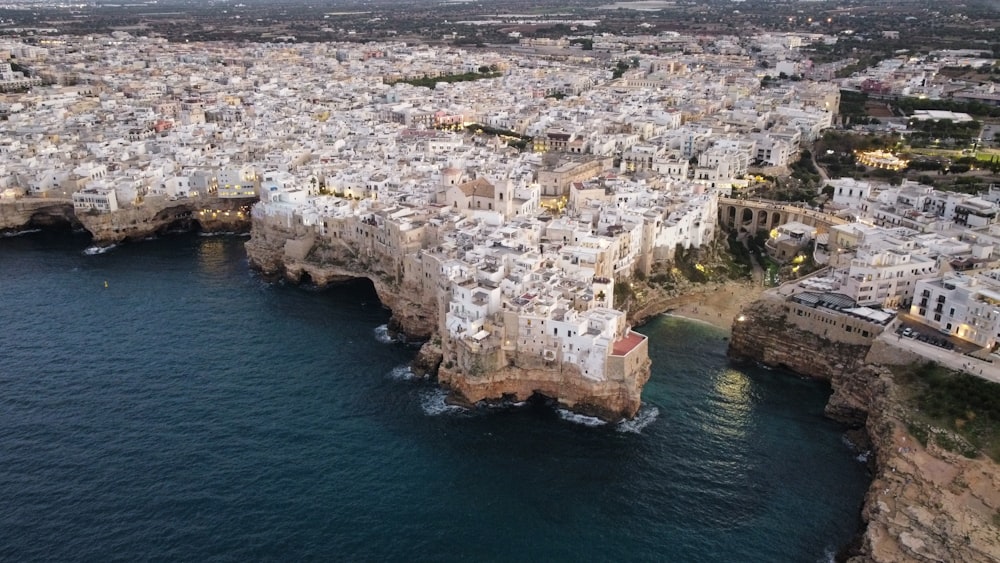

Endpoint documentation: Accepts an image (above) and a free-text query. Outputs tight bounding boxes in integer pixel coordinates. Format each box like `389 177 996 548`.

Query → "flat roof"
611 331 646 356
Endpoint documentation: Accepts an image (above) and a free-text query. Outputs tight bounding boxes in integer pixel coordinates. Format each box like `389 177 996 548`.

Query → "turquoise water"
0 233 869 561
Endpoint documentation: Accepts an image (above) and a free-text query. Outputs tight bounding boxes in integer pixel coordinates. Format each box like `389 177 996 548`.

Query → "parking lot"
895 325 956 351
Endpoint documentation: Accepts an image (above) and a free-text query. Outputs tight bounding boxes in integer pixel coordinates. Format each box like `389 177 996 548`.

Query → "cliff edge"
244 207 651 421
0 198 79 233
244 210 436 339
1 196 252 242
729 293 1000 563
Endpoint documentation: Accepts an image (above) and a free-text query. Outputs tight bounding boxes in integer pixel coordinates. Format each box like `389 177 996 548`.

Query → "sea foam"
373 324 396 344
419 388 465 416
83 244 117 255
387 365 418 381
617 405 660 434
1 228 42 238
557 409 607 427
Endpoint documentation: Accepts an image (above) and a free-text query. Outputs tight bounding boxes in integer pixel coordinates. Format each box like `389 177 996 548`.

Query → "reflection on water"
694 368 755 443
714 368 754 419
196 237 228 277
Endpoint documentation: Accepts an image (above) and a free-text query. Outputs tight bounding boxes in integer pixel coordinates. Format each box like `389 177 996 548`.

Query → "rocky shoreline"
0 196 254 243
730 294 1000 563
12 198 994 558
243 209 652 421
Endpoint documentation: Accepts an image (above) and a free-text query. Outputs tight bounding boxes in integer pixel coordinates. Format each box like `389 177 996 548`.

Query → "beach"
661 280 766 332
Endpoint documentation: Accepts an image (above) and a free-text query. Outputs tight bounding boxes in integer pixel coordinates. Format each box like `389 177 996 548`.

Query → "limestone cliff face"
245 210 651 421
77 197 252 244
728 294 872 381
244 212 437 339
437 354 651 421
729 295 1000 563
1 197 251 242
849 369 1000 563
0 199 79 232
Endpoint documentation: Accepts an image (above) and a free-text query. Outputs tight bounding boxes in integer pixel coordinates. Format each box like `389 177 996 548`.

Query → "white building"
72 187 119 213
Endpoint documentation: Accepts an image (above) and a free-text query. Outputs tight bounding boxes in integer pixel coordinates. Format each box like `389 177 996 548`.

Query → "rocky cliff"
851 368 1000 563
244 212 436 339
0 198 79 233
1 196 252 242
77 197 253 244
438 351 651 421
728 293 872 381
245 211 651 421
729 295 1000 563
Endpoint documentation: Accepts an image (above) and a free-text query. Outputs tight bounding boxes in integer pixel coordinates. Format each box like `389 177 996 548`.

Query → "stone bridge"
718 197 848 234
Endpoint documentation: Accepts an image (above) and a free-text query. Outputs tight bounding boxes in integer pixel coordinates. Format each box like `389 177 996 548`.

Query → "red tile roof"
611 331 645 356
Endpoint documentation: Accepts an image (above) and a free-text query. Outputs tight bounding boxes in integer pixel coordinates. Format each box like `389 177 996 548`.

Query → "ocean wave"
419 388 466 416
387 365 418 381
557 409 607 427
617 405 660 434
482 398 527 409
373 324 396 344
1 228 42 238
83 244 117 255
818 546 837 563
855 450 871 464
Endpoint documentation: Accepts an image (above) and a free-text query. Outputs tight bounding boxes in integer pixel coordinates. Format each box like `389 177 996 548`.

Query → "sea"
0 232 870 562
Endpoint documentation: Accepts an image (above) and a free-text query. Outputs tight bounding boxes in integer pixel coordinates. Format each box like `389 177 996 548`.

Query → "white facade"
72 187 119 213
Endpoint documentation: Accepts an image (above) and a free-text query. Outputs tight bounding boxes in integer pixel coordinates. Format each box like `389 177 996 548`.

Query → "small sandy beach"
660 280 766 332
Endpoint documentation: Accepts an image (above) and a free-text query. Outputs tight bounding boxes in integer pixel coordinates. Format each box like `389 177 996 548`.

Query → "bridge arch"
757 209 768 230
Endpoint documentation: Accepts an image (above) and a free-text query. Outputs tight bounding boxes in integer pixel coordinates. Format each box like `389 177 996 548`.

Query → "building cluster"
775 176 1000 349
844 49 1000 106
0 33 846 380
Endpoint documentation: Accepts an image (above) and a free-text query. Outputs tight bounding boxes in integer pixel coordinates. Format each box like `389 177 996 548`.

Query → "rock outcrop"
437 357 650 420
1 196 252 242
77 197 253 244
245 209 651 421
728 293 871 380
0 198 79 233
729 294 1000 563
244 210 437 339
850 371 1000 563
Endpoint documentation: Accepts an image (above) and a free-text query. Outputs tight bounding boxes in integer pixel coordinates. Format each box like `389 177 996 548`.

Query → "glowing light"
856 150 908 171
